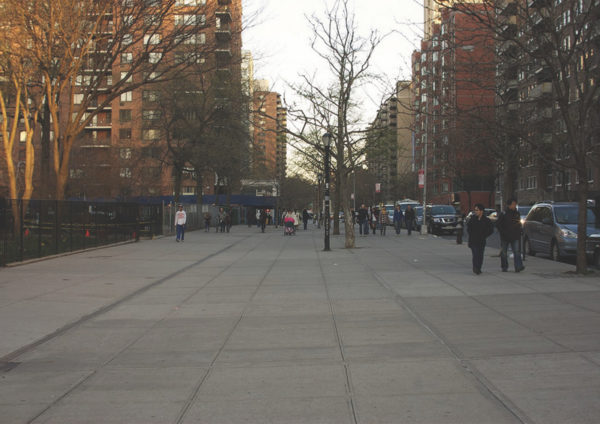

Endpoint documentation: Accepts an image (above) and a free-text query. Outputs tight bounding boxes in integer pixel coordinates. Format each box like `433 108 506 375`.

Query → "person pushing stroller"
283 210 296 236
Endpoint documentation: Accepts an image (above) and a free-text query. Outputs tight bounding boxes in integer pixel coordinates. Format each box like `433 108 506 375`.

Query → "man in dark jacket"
393 205 403 235
496 198 525 272
467 203 495 274
357 204 369 236
404 205 416 235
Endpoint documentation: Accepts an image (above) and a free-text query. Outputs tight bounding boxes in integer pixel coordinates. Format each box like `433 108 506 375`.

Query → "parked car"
522 201 600 261
414 206 424 232
398 201 420 229
426 204 459 235
485 208 498 222
517 205 532 224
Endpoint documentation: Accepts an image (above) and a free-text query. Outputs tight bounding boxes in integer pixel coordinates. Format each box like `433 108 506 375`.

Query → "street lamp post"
317 173 323 229
323 132 332 251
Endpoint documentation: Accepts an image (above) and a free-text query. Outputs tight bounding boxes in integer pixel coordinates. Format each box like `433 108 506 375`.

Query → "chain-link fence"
0 199 163 266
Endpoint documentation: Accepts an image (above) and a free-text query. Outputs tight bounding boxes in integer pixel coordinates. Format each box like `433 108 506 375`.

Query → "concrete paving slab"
181 396 354 424
342 341 451 362
349 359 481 396
197 363 349 400
354 393 521 424
1 226 598 424
35 400 188 424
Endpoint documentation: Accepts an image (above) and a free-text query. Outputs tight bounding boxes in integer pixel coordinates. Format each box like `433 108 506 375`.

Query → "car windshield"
431 206 456 215
553 206 597 225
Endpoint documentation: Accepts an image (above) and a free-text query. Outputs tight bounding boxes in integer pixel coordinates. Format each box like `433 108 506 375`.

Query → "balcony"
529 82 552 98
215 8 231 22
217 0 230 3
528 0 551 8
215 48 232 58
215 28 231 41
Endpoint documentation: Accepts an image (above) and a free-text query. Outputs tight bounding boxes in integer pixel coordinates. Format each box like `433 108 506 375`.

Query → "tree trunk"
575 180 589 274
343 173 355 248
173 165 183 204
195 173 204 210
40 100 52 198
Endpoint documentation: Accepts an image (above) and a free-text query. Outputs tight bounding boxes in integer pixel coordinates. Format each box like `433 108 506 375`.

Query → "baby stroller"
283 217 296 236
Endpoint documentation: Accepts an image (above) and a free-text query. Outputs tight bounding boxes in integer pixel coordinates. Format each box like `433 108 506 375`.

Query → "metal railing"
0 199 163 266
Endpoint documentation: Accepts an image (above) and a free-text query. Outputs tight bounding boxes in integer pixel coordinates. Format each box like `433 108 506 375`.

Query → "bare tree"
283 0 384 248
1 0 233 200
0 19 40 230
439 0 600 273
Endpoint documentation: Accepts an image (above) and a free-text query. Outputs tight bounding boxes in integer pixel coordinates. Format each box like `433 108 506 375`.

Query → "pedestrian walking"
393 204 403 235
174 204 186 242
357 204 369 236
466 203 495 275
256 209 261 228
217 207 226 233
302 209 310 230
379 204 388 235
225 209 232 233
496 198 525 272
203 211 212 232
371 206 379 235
259 209 267 233
456 213 465 244
404 205 415 235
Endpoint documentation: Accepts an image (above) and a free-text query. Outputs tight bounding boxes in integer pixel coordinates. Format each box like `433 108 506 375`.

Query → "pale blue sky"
243 0 424 121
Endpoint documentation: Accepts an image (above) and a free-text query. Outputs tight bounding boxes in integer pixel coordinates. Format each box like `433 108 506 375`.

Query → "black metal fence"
0 199 163 266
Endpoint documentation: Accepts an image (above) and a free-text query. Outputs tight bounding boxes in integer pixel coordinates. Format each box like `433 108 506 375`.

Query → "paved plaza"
1 224 599 423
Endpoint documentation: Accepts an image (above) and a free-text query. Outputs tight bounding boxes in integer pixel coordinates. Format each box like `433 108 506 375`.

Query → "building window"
148 52 162 64
144 34 161 45
120 72 132 83
142 129 161 141
183 186 196 194
123 34 133 45
120 91 132 102
69 168 84 178
119 128 132 139
175 14 206 26
120 168 132 178
184 33 205 44
19 131 27 143
121 52 133 64
176 0 206 4
73 94 84 105
119 109 132 123
120 148 132 159
142 90 160 102
142 110 161 121
546 173 553 189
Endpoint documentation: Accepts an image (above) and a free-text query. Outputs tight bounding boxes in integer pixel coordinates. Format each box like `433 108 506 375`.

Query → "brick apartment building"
1 0 243 201
412 5 497 214
367 81 415 201
252 80 287 182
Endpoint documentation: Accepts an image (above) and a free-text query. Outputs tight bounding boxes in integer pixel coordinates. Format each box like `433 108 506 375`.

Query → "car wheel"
523 237 536 256
551 240 561 261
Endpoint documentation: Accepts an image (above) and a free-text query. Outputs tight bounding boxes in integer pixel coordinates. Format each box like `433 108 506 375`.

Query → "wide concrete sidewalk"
1 224 599 423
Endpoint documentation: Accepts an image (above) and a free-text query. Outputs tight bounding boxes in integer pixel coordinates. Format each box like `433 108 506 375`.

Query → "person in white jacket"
175 204 187 242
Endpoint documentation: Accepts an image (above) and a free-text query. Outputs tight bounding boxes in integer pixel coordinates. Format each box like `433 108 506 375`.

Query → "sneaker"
516 266 525 273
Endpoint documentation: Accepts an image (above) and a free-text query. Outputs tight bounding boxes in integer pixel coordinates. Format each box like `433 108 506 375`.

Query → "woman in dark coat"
467 203 494 275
